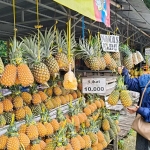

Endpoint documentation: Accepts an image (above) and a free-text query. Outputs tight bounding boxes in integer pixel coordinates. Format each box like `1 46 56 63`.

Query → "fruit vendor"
118 66 150 150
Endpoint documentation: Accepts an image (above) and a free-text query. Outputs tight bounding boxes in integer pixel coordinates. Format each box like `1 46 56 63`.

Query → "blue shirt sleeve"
122 68 140 93
137 107 150 122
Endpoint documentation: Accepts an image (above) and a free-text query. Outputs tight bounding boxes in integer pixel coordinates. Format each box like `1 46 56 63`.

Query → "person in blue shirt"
119 66 150 150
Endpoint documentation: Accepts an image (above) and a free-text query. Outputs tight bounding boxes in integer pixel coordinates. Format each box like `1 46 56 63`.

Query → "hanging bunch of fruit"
107 75 133 107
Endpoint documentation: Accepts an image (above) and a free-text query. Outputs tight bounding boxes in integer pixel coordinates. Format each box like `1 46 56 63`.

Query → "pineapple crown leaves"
25 114 36 126
56 108 66 122
55 29 67 53
67 122 77 138
9 38 24 65
21 35 44 65
74 38 95 60
63 31 77 56
88 119 99 133
39 27 57 57
119 44 132 57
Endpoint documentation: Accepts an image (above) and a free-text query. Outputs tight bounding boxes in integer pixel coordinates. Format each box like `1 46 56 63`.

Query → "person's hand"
127 105 139 114
118 66 124 75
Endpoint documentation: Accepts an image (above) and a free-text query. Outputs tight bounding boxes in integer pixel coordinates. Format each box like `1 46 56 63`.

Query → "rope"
35 0 43 61
88 29 92 45
67 18 71 63
12 0 17 39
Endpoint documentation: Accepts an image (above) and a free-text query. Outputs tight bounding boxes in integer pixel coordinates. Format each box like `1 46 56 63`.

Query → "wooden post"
113 135 118 150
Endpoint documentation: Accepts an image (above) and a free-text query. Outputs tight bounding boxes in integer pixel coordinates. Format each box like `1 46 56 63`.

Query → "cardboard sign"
145 47 150 55
100 34 119 52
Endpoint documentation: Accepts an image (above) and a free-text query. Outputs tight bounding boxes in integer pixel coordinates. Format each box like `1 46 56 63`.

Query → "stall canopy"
0 0 150 48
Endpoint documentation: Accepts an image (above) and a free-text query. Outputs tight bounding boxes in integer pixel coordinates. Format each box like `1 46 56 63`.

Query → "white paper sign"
100 34 119 52
145 47 150 55
82 77 106 94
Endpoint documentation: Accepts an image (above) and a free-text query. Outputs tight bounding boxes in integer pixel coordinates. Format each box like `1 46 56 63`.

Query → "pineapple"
107 89 119 106
39 28 59 75
36 122 47 137
21 92 32 104
22 35 50 84
7 136 20 150
120 89 132 107
31 104 41 116
18 133 30 148
103 52 111 65
0 64 17 87
15 107 26 121
111 52 120 60
3 112 13 125
13 96 23 109
2 99 13 112
55 30 69 70
0 135 8 149
38 91 48 102
120 44 133 70
102 118 110 131
0 57 4 74
0 114 6 127
107 58 117 71
98 57 106 70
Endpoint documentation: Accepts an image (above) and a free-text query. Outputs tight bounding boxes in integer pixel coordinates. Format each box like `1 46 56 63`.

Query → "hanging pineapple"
120 44 133 70
22 35 50 85
75 38 99 70
39 28 60 76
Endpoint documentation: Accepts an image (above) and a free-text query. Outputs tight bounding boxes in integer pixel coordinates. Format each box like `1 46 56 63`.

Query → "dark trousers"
136 133 150 150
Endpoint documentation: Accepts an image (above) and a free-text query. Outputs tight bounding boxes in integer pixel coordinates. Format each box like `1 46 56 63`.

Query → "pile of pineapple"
107 75 133 107
0 94 120 150
75 35 121 71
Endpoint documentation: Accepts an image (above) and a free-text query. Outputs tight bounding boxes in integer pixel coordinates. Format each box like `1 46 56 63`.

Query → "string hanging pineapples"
22 35 50 85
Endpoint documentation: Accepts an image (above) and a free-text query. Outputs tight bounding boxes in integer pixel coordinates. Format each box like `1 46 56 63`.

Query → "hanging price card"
82 77 106 94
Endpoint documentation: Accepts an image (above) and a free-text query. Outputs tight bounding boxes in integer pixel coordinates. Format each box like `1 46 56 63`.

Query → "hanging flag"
53 0 110 27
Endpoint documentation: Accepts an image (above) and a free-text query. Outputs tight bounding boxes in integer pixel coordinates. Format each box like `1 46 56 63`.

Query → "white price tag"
82 77 106 94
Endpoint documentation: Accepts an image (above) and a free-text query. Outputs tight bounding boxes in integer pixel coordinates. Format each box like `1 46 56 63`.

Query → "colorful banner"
53 0 110 27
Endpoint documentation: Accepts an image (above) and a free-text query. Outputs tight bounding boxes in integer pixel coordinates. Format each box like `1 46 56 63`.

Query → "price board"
100 34 119 52
82 77 106 94
145 47 150 55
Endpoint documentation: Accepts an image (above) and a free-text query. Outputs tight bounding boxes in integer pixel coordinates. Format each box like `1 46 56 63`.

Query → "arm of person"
137 107 150 122
121 67 140 92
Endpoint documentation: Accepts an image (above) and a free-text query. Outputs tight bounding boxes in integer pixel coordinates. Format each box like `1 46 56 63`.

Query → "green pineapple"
104 131 110 143
31 104 41 116
22 35 50 84
3 112 13 124
109 128 115 139
107 58 117 71
111 52 120 60
39 28 59 76
0 114 6 127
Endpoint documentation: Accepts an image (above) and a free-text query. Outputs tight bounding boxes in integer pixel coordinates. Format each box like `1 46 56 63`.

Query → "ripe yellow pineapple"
2 99 13 112
32 93 42 105
7 136 20 150
50 119 60 132
18 133 30 148
76 135 86 149
15 107 26 121
0 64 17 87
103 52 111 65
21 92 32 104
22 36 50 84
46 87 53 96
17 63 34 87
13 96 23 109
36 122 47 137
102 118 110 131
24 106 32 116
98 57 106 70
44 98 54 110
39 140 46 150
120 89 132 107
31 144 41 150
0 101 3 115
38 91 48 102
111 52 120 60
82 135 91 149
53 85 62 96
0 135 8 149
107 58 117 71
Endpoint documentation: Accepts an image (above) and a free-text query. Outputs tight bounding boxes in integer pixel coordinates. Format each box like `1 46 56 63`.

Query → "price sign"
82 77 106 94
145 47 150 55
100 34 119 52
